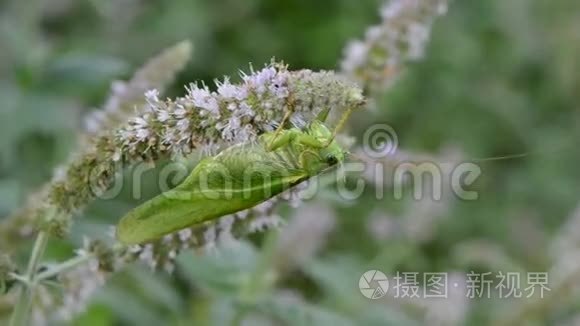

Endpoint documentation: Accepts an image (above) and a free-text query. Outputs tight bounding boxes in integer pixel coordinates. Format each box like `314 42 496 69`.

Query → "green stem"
241 230 279 302
231 306 248 326
10 231 49 326
7 273 29 284
35 254 93 281
233 230 280 325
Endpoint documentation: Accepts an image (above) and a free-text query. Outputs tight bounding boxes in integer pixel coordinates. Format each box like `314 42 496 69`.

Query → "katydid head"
320 143 347 169
302 120 347 174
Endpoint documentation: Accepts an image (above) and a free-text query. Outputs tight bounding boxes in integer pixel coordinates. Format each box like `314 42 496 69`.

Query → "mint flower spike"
84 40 193 136
114 63 363 163
341 0 449 93
0 41 193 251
24 64 365 323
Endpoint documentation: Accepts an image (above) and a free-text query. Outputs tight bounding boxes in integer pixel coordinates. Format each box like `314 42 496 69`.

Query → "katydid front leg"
324 105 355 147
268 109 293 150
268 95 298 150
299 149 324 175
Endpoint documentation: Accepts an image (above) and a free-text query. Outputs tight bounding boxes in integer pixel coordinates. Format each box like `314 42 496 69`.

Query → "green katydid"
116 97 364 245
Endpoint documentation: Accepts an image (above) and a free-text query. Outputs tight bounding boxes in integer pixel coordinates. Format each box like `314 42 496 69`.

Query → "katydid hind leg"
294 133 326 149
267 129 297 152
268 130 327 152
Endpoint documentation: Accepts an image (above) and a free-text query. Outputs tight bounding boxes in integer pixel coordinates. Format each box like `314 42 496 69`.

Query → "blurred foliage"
2 0 580 325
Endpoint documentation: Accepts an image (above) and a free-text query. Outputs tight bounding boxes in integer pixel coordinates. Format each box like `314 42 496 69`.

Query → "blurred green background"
2 0 580 325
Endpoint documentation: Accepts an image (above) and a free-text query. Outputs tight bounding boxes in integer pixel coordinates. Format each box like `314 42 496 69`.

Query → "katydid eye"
326 154 338 165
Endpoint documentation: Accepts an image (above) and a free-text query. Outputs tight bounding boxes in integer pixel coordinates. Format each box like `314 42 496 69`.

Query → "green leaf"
94 286 165 326
127 266 184 314
177 241 258 295
257 293 356 326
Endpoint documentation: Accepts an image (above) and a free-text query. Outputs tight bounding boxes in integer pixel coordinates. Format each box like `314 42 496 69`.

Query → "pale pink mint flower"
341 0 449 92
